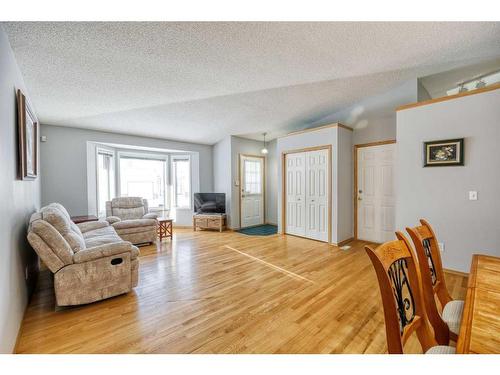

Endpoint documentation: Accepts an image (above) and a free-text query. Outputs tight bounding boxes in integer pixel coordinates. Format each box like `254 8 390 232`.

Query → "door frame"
353 139 396 240
281 145 332 243
239 153 266 229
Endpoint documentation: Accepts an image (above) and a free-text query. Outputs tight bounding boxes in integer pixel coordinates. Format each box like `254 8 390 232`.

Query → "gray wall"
266 139 278 224
213 136 232 225
0 27 41 353
212 135 277 228
314 80 418 145
230 136 264 229
396 88 500 272
40 124 213 216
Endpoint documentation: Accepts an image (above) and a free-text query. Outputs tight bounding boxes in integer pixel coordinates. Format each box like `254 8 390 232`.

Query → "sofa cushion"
31 219 74 265
112 218 157 230
84 226 124 248
40 204 86 252
115 225 157 235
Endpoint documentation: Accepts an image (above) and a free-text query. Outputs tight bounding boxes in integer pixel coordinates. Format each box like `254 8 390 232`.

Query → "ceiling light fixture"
261 132 268 155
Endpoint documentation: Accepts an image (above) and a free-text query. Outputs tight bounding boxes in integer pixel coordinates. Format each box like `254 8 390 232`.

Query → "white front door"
285 152 306 237
305 150 329 242
240 155 265 228
357 143 396 243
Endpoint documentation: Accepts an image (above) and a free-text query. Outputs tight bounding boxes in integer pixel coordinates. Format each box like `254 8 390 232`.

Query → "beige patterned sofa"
27 203 139 306
105 197 158 245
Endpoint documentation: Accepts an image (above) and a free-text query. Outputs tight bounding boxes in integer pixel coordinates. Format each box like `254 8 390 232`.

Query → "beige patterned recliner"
105 197 158 245
27 203 139 306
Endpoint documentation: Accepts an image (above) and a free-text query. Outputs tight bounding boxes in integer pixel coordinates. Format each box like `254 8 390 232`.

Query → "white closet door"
305 149 329 242
357 143 396 243
285 152 306 237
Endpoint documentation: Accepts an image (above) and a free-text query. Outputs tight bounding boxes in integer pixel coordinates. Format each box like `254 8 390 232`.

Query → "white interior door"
305 150 329 242
240 155 265 228
357 143 396 243
285 152 306 237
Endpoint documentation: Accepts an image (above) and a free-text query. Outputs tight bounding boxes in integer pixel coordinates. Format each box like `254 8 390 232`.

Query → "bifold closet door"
285 149 329 242
285 152 306 237
305 149 329 242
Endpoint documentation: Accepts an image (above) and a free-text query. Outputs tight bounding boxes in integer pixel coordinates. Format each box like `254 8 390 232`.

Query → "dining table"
456 254 500 353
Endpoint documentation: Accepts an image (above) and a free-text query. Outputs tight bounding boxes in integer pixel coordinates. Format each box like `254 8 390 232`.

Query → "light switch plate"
438 242 445 253
469 191 478 200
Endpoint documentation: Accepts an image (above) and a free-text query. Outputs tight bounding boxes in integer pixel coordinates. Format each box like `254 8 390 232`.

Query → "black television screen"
194 193 226 214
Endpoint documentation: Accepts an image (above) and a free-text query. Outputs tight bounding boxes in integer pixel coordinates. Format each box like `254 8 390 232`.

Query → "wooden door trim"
239 154 266 229
353 140 396 240
281 145 332 244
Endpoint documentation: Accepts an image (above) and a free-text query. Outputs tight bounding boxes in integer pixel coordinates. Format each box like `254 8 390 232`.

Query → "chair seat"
443 300 464 335
425 345 456 354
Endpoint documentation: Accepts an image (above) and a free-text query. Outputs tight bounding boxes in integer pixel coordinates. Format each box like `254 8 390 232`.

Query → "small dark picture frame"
17 89 39 180
423 138 464 167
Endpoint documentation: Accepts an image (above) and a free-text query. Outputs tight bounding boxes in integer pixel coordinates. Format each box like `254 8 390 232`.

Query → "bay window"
172 156 191 209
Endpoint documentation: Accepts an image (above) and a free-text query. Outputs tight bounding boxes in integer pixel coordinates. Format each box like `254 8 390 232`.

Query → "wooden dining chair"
406 219 464 343
365 232 455 354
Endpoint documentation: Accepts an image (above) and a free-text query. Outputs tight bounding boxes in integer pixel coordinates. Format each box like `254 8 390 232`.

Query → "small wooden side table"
157 217 173 241
71 215 98 224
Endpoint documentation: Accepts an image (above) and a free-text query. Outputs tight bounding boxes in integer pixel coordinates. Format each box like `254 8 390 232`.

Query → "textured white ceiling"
3 22 500 144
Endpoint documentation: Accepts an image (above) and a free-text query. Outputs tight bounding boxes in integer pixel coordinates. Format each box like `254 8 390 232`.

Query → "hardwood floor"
15 229 467 354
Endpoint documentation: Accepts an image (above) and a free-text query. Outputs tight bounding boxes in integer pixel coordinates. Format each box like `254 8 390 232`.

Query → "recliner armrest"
106 216 121 224
77 220 109 233
143 213 158 219
73 241 139 263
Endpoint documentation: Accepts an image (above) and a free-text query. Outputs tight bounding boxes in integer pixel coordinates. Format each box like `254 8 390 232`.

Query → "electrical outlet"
469 191 478 200
438 242 445 253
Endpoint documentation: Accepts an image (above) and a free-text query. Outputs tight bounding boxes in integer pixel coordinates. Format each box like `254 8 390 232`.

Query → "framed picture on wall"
423 138 464 167
17 89 39 180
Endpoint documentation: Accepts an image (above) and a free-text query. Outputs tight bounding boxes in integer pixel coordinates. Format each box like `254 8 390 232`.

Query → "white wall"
40 124 213 218
0 26 41 353
396 88 500 272
277 125 353 244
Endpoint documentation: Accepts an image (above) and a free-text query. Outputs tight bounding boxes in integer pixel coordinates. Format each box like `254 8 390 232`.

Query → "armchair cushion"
143 212 159 219
77 220 109 233
73 242 139 263
112 218 157 229
106 216 121 224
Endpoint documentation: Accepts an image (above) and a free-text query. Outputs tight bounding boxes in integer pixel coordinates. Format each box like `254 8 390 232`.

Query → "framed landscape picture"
17 89 39 180
423 138 464 167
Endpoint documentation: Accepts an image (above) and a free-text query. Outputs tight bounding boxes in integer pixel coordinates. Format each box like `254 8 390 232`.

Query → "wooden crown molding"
396 82 500 112
278 122 353 139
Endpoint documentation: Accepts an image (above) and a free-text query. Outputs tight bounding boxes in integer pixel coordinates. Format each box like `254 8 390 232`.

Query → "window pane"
244 160 261 194
97 152 114 217
174 159 190 208
119 157 166 208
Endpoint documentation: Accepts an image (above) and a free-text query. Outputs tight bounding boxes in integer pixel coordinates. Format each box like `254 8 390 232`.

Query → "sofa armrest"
73 241 139 263
106 216 121 224
143 213 158 219
77 220 109 233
